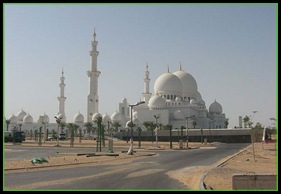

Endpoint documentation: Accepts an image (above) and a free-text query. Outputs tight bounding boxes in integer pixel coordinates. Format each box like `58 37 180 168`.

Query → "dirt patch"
204 142 277 190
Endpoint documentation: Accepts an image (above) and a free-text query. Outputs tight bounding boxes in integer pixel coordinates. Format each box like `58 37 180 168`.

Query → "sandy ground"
203 141 277 190
4 138 277 190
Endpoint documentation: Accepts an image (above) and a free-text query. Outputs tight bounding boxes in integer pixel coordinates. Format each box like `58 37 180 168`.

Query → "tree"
255 122 263 129
84 122 94 134
72 124 79 136
30 129 33 140
180 126 185 140
5 118 10 131
143 121 156 143
67 123 75 147
51 129 56 140
192 121 197 129
224 119 229 128
163 124 173 149
243 116 250 128
112 121 121 132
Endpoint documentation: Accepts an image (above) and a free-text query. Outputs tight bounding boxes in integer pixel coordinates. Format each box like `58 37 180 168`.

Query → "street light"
107 121 114 152
154 115 160 148
250 111 258 162
54 116 62 147
37 116 43 146
92 113 102 152
127 100 145 155
185 115 196 149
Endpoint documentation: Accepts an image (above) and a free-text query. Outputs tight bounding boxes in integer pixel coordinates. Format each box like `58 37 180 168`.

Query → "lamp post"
250 111 258 162
154 115 160 148
108 121 113 140
108 121 114 152
185 115 196 149
37 116 43 146
138 127 142 148
127 101 145 155
92 113 102 152
54 116 62 147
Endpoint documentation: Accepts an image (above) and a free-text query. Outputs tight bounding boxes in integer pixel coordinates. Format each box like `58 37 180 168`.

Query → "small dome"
190 98 197 106
209 100 223 114
16 109 27 122
173 110 185 120
43 113 50 123
23 114 33 124
38 113 50 124
111 111 121 122
74 111 84 123
148 95 166 109
92 112 102 122
102 113 111 123
198 99 205 105
8 114 18 124
154 72 183 96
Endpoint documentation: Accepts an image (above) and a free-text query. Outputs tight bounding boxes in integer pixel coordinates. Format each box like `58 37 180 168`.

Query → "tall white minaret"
57 68 66 115
87 28 101 122
142 63 151 103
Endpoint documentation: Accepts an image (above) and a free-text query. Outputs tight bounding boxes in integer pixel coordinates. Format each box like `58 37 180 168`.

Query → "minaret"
87 28 101 122
57 68 66 115
142 63 151 103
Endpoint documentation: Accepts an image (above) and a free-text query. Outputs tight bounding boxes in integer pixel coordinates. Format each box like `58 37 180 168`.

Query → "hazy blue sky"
4 3 277 128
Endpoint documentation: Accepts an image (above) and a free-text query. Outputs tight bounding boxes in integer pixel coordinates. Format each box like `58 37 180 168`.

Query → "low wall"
232 173 277 190
115 129 256 143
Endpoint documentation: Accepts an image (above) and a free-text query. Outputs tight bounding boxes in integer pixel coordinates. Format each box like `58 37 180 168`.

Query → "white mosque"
5 30 227 134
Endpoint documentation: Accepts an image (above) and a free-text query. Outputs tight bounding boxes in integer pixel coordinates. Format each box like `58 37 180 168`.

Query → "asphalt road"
4 143 250 190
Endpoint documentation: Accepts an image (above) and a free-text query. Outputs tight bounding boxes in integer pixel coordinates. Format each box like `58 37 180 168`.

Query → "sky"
4 3 277 128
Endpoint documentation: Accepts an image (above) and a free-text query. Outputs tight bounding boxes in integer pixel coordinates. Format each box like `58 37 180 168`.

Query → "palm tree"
5 118 10 131
243 116 250 128
143 121 156 143
192 121 197 129
163 124 173 149
84 122 94 134
67 123 75 147
112 121 121 132
255 122 263 129
224 119 229 128
73 124 79 136
180 126 185 140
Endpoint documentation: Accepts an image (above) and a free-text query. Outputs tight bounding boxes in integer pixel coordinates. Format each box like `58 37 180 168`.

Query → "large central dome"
173 69 198 98
154 72 183 96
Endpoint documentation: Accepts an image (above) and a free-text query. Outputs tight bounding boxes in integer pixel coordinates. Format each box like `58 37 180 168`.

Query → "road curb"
5 152 157 172
199 144 253 190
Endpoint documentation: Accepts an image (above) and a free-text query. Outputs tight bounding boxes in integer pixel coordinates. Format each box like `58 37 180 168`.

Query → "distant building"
6 31 228 133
